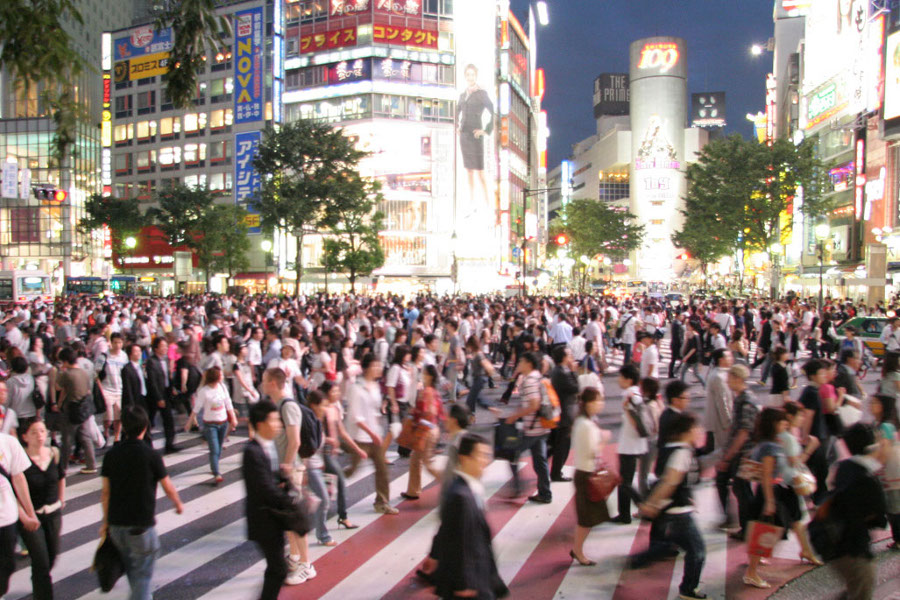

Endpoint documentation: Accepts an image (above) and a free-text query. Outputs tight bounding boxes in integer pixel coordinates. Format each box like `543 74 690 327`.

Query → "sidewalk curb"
769 540 900 600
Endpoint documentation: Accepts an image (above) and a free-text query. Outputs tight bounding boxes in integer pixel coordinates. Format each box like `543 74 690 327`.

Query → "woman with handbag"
186 367 238 486
870 394 899 548
570 386 609 566
403 364 444 500
744 407 821 590
779 402 819 503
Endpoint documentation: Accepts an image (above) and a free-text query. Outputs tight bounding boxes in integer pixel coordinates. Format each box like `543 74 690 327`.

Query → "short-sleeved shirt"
57 367 92 405
618 385 649 455
751 440 791 483
728 391 759 459
0 432 31 526
276 398 303 466
799 385 826 440
520 370 549 437
101 439 167 527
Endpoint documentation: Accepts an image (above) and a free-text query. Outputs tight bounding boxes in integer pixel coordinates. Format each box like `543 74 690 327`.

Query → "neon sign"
854 136 865 220
637 42 680 73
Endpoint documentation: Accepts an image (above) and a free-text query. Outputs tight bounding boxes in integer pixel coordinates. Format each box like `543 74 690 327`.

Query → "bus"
0 270 53 306
110 275 137 296
65 276 107 297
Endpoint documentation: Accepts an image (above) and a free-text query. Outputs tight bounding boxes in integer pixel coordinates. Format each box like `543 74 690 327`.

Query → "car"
835 316 889 357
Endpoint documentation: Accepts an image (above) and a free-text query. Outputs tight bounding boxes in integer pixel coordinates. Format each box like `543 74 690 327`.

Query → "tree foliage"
156 0 231 110
674 134 829 269
80 194 144 256
0 0 87 163
320 176 386 292
554 199 645 262
252 120 369 296
202 204 251 280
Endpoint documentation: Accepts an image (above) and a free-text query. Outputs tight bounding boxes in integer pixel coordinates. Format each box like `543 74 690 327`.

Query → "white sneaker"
284 565 308 586
297 561 316 581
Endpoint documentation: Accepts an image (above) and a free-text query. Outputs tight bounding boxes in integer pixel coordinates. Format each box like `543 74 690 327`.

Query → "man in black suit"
668 313 685 379
548 346 579 482
120 343 146 412
146 337 177 453
434 434 508 600
243 400 294 600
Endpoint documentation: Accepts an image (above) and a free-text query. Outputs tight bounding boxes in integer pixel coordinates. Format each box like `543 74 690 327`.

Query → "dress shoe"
164 445 180 454
527 494 552 504
551 476 573 483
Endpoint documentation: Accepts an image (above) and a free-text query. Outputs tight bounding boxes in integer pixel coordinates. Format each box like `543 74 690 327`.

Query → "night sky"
508 0 776 168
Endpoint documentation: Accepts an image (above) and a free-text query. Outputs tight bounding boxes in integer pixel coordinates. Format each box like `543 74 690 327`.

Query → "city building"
280 0 546 295
105 0 284 295
0 0 134 288
549 39 710 284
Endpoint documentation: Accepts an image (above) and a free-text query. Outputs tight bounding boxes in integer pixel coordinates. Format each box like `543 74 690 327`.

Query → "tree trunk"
294 232 304 298
349 273 356 294
324 270 329 293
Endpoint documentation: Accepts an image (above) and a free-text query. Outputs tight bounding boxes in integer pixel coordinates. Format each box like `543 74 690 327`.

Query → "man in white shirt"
568 327 587 363
639 333 660 379
0 431 40 596
881 317 900 353
713 306 735 338
3 319 25 354
98 332 129 442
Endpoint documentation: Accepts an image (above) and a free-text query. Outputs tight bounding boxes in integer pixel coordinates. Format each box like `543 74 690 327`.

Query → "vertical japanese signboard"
235 131 262 234
234 7 263 124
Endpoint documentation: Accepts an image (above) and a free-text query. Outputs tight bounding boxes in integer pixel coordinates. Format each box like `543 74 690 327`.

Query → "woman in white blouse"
186 367 238 485
570 387 609 566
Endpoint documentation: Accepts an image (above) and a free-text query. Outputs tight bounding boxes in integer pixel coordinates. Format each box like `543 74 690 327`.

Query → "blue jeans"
511 433 551 500
306 467 332 544
466 375 489 413
635 513 705 595
323 450 349 521
203 422 228 476
109 525 160 600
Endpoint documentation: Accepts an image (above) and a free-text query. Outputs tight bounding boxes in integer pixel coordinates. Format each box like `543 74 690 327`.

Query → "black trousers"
807 443 829 505
715 462 754 532
0 522 16 597
146 398 175 448
617 454 645 522
548 425 572 480
256 534 288 600
19 509 62 600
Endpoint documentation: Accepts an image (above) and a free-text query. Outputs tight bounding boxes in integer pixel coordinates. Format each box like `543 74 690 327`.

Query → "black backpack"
279 398 322 459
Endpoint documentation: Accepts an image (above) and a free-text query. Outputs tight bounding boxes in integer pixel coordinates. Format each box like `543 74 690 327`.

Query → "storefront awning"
233 272 270 280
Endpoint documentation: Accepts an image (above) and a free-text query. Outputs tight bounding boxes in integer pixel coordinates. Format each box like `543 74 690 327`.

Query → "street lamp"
814 223 830 310
751 44 764 56
125 236 137 249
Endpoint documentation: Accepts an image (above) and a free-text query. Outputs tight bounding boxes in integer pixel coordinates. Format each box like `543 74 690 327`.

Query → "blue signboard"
113 25 173 61
235 131 262 234
234 7 264 124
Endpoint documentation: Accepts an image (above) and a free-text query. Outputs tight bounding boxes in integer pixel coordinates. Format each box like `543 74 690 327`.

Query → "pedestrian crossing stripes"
12 425 888 600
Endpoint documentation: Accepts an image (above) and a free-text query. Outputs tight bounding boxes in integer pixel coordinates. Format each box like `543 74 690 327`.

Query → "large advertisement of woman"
454 0 499 270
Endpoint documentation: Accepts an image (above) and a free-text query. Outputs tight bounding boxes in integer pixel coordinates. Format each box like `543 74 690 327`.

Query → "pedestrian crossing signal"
33 187 67 202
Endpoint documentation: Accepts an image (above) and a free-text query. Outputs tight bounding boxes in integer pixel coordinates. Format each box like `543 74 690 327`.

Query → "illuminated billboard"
234 7 264 124
885 30 900 120
691 92 726 128
113 25 172 82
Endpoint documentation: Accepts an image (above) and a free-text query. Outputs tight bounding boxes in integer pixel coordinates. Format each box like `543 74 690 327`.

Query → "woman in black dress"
457 64 494 203
18 418 65 600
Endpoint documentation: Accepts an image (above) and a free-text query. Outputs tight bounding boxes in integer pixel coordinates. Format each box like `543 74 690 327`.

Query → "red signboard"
373 25 437 48
299 27 357 54
102 74 111 107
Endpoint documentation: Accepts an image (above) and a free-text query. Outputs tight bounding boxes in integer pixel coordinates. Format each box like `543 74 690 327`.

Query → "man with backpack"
502 352 553 503
56 347 97 474
263 367 315 586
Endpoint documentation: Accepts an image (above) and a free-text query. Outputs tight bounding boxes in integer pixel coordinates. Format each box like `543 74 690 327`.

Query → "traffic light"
678 252 690 260
33 187 67 202
555 233 569 246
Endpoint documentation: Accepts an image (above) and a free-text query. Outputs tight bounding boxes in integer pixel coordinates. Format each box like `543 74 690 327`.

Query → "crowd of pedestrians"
0 290 897 600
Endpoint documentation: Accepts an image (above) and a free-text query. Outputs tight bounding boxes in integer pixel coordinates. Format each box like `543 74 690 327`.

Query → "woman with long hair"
743 407 821 589
321 381 366 529
403 364 444 500
879 351 900 400
570 387 609 566
186 367 238 485
870 394 899 548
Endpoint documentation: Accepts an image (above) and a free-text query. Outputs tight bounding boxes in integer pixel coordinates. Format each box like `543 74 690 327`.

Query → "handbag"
493 421 523 462
808 497 844 561
264 479 313 536
586 460 621 503
745 519 785 558
30 385 45 410
92 534 126 592
396 417 428 453
791 464 817 497
66 394 94 425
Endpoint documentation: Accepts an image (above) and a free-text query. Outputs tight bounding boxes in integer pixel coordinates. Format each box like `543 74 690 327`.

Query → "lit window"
210 109 226 129
158 146 182 166
159 117 181 136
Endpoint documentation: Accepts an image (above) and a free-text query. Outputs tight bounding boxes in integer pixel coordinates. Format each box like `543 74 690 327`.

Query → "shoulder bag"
587 459 621 502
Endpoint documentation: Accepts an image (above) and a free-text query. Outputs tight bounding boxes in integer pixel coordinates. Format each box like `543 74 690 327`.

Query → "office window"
158 146 182 169
209 108 233 131
159 117 181 139
137 90 156 115
135 150 156 172
135 120 157 141
115 95 132 118
114 153 132 175
210 140 231 163
184 143 206 167
183 112 207 135
114 123 133 145
209 77 233 103
209 172 232 191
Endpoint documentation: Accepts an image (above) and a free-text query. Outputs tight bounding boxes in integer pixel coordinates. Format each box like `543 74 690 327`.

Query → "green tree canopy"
79 194 144 257
202 204 251 281
554 198 645 262
252 119 369 296
321 175 385 292
148 184 218 288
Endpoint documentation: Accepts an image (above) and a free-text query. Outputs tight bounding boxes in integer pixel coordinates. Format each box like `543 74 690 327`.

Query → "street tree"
556 198 645 262
321 175 385 293
203 204 251 282
147 183 217 288
80 194 144 257
674 133 829 295
155 0 231 110
320 238 343 293
0 0 87 163
252 120 368 296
